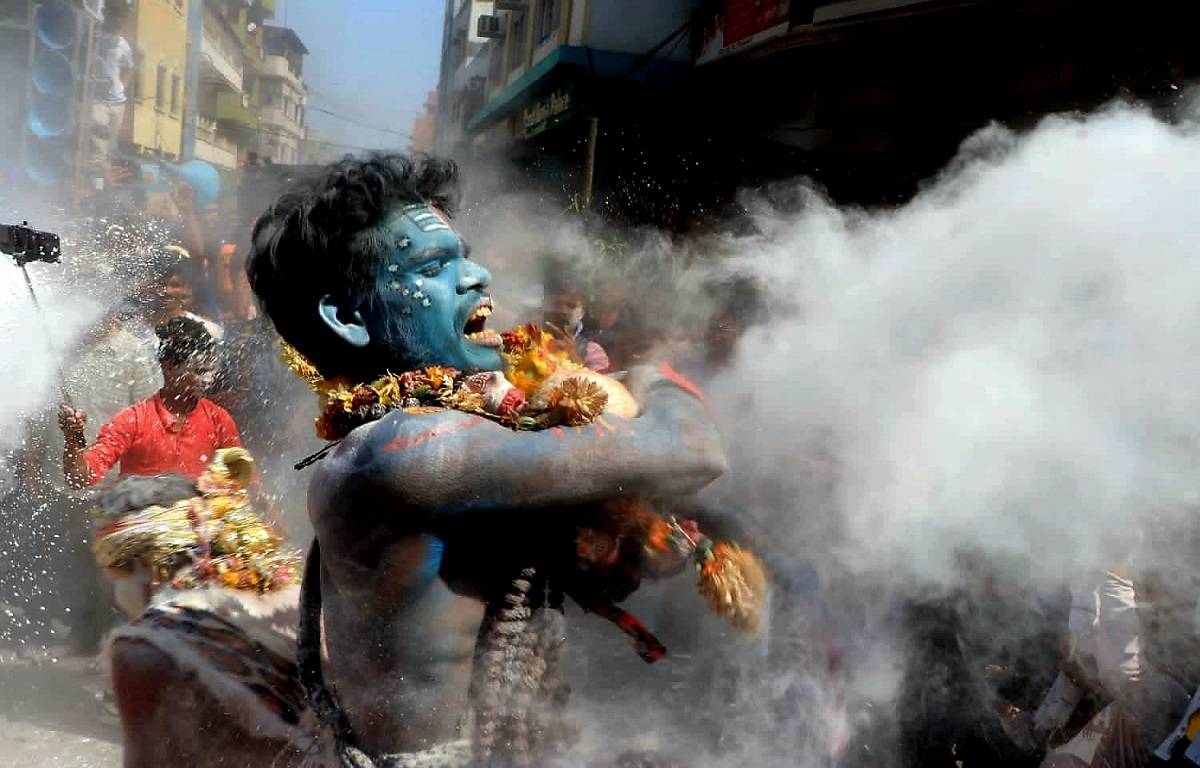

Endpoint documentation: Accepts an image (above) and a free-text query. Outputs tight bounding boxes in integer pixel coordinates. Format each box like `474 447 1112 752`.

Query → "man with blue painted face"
264 154 724 763
107 154 725 767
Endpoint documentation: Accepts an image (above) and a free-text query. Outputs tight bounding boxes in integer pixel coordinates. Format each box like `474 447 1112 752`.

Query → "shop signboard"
696 0 792 65
521 83 574 139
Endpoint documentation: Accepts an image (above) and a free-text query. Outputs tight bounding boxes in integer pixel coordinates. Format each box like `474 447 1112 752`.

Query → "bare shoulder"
309 408 492 523
350 407 493 469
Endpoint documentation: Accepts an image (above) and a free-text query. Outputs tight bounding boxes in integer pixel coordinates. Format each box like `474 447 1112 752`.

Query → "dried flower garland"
92 448 300 593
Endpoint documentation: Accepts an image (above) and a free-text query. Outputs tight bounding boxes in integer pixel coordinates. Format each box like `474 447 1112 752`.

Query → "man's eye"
419 262 444 277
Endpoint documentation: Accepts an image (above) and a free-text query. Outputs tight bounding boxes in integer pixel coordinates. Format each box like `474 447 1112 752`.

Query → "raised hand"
58 404 87 438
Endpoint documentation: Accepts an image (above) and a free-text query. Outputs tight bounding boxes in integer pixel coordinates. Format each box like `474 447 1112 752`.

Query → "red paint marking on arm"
658 361 706 403
383 418 484 453
592 423 606 436
550 427 565 439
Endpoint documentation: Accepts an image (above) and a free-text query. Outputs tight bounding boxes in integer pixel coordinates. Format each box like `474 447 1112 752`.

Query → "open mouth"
463 298 502 348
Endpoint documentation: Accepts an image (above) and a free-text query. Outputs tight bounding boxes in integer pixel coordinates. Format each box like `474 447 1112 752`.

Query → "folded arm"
361 379 727 518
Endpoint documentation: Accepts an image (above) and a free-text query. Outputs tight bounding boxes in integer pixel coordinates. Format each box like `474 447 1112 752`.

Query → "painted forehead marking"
402 203 451 233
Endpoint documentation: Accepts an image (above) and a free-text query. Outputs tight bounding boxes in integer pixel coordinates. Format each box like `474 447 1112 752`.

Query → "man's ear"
317 295 370 348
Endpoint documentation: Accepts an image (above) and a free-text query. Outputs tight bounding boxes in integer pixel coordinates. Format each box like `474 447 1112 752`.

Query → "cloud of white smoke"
670 104 1200 764
716 104 1200 586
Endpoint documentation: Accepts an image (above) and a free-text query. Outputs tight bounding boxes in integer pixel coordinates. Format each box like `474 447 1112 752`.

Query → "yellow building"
130 0 190 160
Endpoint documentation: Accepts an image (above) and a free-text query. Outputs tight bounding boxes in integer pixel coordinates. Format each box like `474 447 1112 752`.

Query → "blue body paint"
366 205 504 373
416 533 445 588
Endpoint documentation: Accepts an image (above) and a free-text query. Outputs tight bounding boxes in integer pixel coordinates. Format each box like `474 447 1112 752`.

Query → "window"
170 74 180 115
155 64 166 110
535 0 561 45
507 13 525 73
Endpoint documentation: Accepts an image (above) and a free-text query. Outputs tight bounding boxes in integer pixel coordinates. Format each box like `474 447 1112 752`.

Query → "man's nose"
458 260 492 293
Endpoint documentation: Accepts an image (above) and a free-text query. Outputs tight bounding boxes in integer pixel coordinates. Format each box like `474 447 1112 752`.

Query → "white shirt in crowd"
94 32 133 104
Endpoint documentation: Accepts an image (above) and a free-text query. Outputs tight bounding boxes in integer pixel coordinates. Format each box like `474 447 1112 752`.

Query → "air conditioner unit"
476 15 504 39
494 0 528 10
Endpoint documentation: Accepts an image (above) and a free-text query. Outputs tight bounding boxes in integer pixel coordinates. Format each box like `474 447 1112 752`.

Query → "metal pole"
72 15 98 204
181 0 204 160
582 116 598 209
19 265 72 406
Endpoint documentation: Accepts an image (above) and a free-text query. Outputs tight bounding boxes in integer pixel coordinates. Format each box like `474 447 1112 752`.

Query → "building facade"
128 0 190 160
683 0 1200 205
443 0 698 157
254 25 308 164
434 0 494 155
122 0 278 167
432 0 1200 225
433 0 702 223
192 0 245 168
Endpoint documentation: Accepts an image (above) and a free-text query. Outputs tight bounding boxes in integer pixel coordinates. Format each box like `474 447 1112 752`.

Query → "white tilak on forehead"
402 203 451 233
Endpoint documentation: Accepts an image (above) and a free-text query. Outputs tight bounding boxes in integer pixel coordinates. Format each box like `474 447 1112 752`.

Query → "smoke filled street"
0 653 120 767
5 1 1200 767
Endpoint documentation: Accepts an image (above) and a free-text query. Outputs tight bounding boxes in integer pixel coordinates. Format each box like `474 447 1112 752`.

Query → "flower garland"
283 323 609 441
92 448 300 593
281 325 768 636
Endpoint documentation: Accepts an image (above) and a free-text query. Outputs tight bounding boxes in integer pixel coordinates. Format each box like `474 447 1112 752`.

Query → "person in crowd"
685 278 764 383
1033 558 1189 767
16 228 188 654
583 284 633 369
58 316 240 488
169 178 240 322
544 284 611 372
88 2 133 190
129 247 224 341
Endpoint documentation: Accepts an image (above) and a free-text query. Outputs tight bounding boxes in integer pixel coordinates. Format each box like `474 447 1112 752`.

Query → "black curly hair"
245 152 459 380
155 315 216 366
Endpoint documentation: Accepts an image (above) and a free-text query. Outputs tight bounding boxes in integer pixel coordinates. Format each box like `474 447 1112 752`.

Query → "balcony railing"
258 105 304 136
259 55 304 89
196 114 219 139
195 133 238 168
200 17 244 92
216 91 256 129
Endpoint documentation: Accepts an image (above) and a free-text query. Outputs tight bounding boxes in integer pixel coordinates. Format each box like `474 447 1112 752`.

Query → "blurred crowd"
0 158 298 657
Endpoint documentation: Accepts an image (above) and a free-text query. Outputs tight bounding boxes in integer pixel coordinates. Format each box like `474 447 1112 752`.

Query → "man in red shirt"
59 316 241 487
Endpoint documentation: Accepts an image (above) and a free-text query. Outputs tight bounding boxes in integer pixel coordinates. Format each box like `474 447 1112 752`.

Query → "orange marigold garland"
283 324 602 439
499 323 581 397
573 503 769 635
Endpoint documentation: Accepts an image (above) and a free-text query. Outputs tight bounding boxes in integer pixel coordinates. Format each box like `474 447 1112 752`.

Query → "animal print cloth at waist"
135 604 308 726
338 741 473 768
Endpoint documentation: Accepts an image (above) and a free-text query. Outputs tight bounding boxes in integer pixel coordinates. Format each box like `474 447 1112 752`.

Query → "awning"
466 46 690 134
